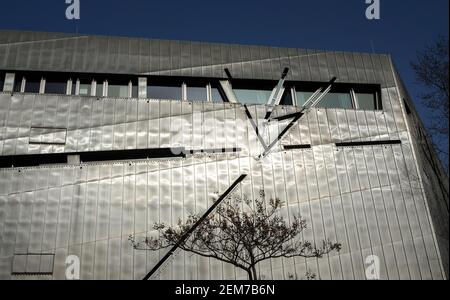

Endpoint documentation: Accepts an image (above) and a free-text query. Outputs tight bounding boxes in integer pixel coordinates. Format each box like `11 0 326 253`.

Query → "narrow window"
24 76 41 93
187 84 207 102
210 84 224 103
108 82 129 98
147 84 182 100
96 80 104 97
355 92 378 110
295 90 315 107
318 92 354 109
131 82 138 98
13 76 23 92
0 72 4 92
78 80 92 96
234 88 272 105
44 78 68 95
279 89 293 105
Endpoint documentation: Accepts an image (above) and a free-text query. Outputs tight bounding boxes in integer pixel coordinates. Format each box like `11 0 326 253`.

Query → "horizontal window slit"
283 144 312 150
185 148 241 155
0 147 186 168
335 140 402 147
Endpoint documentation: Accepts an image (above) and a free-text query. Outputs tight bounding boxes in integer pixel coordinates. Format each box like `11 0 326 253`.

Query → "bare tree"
130 192 341 280
411 36 449 172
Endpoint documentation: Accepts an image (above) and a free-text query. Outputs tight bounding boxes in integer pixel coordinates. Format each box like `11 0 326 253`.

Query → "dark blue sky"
0 0 448 152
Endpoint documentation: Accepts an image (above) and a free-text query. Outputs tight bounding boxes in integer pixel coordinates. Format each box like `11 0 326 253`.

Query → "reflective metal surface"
0 30 447 280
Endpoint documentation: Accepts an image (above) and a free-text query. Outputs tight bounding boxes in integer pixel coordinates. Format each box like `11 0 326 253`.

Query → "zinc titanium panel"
191 42 202 77
3 94 23 155
169 40 181 77
89 99 103 151
125 100 138 150
200 43 212 78
287 48 300 81
379 55 396 88
95 37 109 74
210 43 222 78
332 52 347 83
250 45 262 79
129 38 140 75
220 43 232 77
41 185 60 252
307 49 320 82
77 98 93 152
113 99 126 150
69 167 87 247
83 166 99 244
117 37 130 75
353 53 368 83
179 40 192 77
15 191 34 254
84 37 98 73
361 53 376 83
138 38 151 75
15 33 31 70
259 47 272 80
150 39 160 75
344 52 358 82
65 96 81 152
278 48 292 80
316 51 330 81
268 47 281 80
230 44 243 79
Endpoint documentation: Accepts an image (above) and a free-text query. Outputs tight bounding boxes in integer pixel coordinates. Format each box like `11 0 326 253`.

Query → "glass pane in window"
187 86 207 101
0 73 4 92
24 78 41 93
131 85 138 98
108 84 128 98
147 85 181 100
96 82 104 97
211 87 223 103
318 92 353 109
280 89 293 105
356 93 377 110
69 81 76 95
79 83 91 96
14 78 23 92
45 81 67 94
295 91 315 107
234 89 272 105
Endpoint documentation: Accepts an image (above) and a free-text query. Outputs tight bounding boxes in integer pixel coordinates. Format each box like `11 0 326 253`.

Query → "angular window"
211 86 224 103
44 79 67 95
356 92 378 110
279 89 293 105
234 88 272 105
24 76 41 93
318 92 353 109
187 85 207 102
147 84 181 100
78 81 92 96
295 91 315 107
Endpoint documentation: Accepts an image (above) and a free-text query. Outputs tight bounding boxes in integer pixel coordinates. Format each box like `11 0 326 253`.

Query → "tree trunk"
251 265 258 280
246 269 253 280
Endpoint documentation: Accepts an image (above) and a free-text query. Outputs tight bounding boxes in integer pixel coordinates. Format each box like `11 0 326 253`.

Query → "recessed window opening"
44 76 68 95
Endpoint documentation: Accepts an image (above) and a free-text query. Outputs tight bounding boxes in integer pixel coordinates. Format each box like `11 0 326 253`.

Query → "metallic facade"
0 30 448 280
